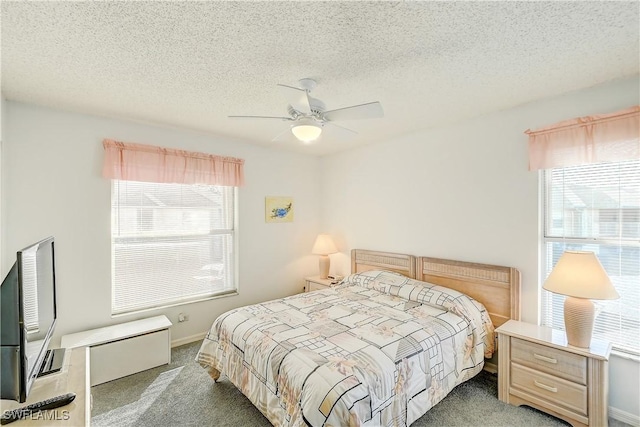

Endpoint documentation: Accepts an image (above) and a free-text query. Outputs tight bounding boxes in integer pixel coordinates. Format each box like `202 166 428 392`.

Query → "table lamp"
543 250 619 348
311 234 337 279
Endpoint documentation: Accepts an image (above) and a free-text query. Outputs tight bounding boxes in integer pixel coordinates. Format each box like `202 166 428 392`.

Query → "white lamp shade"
291 121 322 143
311 234 337 255
543 251 619 300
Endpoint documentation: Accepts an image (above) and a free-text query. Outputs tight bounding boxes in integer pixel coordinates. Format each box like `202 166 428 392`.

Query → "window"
111 180 236 314
542 160 640 355
102 139 244 315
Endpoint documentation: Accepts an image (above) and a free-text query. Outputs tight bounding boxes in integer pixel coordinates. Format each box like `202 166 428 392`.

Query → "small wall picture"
265 196 294 223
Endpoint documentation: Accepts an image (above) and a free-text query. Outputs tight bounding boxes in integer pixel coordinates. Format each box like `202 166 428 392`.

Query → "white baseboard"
610 406 640 426
484 361 497 374
171 332 207 348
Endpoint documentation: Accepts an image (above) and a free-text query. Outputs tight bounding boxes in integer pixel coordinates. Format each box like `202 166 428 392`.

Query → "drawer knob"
533 353 557 364
534 380 558 393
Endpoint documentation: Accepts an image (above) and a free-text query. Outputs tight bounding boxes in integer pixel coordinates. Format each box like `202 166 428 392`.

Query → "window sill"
111 290 239 318
610 348 640 363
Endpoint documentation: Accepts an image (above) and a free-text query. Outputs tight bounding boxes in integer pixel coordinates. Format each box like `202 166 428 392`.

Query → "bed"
196 249 520 426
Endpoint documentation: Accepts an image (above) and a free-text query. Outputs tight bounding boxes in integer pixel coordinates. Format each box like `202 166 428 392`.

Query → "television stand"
0 348 89 426
37 349 65 377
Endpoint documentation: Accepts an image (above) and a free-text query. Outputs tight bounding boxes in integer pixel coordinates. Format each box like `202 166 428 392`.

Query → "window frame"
540 161 640 357
110 180 239 316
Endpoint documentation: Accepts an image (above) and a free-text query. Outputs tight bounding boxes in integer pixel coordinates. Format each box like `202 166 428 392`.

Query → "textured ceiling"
1 1 639 156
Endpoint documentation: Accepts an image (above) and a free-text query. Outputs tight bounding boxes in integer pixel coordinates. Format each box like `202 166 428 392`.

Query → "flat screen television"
0 237 64 402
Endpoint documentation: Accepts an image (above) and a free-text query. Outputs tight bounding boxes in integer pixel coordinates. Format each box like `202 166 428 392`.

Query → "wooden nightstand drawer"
309 281 329 291
305 276 333 292
511 362 588 416
511 337 587 385
497 320 611 427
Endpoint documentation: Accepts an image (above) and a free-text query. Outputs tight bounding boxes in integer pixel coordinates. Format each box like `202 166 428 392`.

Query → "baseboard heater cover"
60 315 172 386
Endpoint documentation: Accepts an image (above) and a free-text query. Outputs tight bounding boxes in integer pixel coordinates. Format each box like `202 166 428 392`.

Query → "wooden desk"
1 347 90 426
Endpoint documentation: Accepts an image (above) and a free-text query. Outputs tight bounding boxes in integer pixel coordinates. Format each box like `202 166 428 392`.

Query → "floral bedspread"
196 270 494 427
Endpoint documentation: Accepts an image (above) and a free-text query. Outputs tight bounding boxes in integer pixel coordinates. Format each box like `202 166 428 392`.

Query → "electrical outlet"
178 313 189 322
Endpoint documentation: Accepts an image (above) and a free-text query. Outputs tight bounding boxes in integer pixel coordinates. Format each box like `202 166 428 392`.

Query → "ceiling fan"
229 78 384 143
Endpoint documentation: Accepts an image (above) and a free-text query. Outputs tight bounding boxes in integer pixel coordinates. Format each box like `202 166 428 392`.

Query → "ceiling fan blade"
323 101 384 121
277 84 311 114
229 115 292 121
322 121 358 140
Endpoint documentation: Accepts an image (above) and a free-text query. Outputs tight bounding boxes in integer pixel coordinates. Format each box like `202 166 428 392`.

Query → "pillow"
339 269 410 292
340 270 495 357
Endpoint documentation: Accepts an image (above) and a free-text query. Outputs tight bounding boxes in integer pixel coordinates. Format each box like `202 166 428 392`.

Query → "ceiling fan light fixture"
291 122 322 143
230 79 383 144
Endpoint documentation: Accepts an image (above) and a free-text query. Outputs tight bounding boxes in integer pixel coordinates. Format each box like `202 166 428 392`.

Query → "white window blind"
542 160 640 355
111 180 236 314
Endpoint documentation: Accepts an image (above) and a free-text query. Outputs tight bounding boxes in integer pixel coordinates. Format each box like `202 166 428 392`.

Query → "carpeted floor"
91 341 630 427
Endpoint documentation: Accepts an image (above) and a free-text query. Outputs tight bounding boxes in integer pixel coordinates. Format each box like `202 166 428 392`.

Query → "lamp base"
564 296 595 348
318 255 330 279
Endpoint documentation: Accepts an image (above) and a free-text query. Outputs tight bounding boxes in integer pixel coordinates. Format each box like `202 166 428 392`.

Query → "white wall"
1 101 321 345
321 76 640 420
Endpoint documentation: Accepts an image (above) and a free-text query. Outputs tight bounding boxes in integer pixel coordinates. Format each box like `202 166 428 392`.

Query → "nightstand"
496 320 611 427
304 276 334 292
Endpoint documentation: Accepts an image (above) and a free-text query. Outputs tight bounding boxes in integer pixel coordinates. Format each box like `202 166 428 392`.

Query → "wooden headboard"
350 249 521 328
351 249 416 279
350 249 520 373
415 256 521 328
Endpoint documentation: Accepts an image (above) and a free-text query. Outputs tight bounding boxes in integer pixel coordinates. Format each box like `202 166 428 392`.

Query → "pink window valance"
526 106 640 171
102 139 245 186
